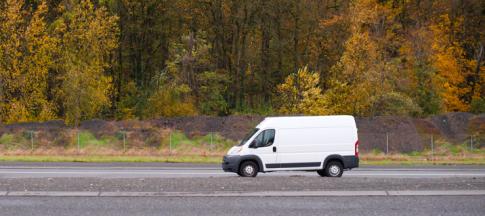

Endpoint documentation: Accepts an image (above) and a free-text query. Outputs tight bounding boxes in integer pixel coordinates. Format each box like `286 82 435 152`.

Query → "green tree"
196 71 230 115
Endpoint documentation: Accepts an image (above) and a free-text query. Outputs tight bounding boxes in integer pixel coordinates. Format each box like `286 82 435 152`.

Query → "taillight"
355 140 359 158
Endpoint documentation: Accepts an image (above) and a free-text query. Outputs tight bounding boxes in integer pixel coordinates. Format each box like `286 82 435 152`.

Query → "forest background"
0 0 484 124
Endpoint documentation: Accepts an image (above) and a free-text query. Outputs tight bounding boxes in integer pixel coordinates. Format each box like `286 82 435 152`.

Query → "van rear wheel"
324 161 343 177
238 161 259 177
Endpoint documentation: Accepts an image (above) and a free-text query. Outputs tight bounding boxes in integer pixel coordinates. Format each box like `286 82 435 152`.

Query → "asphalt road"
0 162 484 178
0 162 484 216
1 196 484 216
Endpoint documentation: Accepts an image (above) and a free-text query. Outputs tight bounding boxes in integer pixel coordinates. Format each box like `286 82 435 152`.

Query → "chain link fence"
0 127 483 156
0 128 236 155
359 132 484 156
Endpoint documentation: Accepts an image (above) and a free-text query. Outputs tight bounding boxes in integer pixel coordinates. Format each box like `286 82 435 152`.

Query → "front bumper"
222 155 242 172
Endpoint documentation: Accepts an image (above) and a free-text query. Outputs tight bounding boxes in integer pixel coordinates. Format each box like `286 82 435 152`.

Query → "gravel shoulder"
1 176 484 192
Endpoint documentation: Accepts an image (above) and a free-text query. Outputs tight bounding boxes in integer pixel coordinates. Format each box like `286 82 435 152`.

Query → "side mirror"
249 140 258 148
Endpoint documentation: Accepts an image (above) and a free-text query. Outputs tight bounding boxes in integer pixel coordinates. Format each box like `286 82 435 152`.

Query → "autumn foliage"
0 0 484 125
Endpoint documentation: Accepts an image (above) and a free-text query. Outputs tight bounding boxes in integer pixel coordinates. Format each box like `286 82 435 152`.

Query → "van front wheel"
316 170 326 177
238 161 259 177
325 161 343 177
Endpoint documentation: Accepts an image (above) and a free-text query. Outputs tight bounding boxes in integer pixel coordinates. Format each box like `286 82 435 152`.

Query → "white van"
222 115 359 177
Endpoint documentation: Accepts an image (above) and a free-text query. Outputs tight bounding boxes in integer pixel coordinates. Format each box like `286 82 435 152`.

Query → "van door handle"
273 146 277 152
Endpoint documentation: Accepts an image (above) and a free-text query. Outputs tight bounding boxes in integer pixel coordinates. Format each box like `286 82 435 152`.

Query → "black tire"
317 169 326 177
238 161 259 177
324 161 343 177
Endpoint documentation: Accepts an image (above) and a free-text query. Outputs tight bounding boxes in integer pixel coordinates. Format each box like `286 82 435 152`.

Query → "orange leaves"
430 14 471 112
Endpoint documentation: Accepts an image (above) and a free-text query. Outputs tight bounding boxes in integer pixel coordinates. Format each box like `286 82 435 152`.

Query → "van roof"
256 115 356 129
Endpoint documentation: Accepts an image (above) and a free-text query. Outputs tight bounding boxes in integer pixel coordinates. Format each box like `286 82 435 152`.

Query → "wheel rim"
244 165 254 175
329 165 340 176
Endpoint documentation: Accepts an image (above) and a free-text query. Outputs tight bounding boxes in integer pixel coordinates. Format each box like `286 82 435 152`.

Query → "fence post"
169 131 172 154
430 135 434 162
470 135 473 151
386 132 389 155
30 130 34 152
210 132 213 151
123 131 126 152
77 130 80 153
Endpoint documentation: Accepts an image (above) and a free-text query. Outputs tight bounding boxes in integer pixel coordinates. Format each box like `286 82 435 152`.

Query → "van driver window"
254 129 275 147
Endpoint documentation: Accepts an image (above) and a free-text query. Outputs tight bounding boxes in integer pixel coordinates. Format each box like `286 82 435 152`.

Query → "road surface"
0 162 484 178
1 196 484 216
0 162 484 216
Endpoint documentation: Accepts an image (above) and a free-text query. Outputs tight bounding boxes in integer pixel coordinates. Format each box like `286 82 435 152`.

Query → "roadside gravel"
1 176 484 192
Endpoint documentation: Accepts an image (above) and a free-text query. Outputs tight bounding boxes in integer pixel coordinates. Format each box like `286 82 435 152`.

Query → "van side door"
246 129 277 170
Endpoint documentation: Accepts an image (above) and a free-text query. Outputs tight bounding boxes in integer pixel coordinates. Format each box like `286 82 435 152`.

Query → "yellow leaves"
55 0 119 125
0 0 57 123
276 67 329 115
326 0 400 116
2 101 30 124
144 84 198 118
348 0 379 33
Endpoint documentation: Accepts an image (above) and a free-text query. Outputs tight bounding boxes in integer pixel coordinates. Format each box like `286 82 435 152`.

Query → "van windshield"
237 128 259 146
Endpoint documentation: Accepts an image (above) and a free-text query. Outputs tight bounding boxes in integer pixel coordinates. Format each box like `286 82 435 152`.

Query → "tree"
327 0 383 116
0 0 57 123
196 71 229 115
276 67 328 115
143 83 197 118
430 14 471 112
54 0 119 125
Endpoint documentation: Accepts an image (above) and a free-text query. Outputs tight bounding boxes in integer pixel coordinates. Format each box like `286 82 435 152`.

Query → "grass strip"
0 155 222 163
0 155 484 165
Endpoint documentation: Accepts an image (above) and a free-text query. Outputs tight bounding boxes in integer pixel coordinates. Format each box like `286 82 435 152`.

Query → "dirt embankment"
0 113 483 153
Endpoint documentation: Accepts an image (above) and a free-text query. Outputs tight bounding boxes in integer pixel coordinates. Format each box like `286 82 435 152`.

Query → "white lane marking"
345 173 485 176
8 191 98 197
1 170 485 177
387 190 485 196
0 171 232 175
3 190 485 197
0 167 220 170
2 169 485 173
356 169 485 171
1 167 484 171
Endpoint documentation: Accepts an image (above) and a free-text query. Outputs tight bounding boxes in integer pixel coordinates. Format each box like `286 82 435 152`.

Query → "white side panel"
275 127 357 169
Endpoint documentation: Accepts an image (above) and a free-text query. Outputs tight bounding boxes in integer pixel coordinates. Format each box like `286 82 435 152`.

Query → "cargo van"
222 116 359 177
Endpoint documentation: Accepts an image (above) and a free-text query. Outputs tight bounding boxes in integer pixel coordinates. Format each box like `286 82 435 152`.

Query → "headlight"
229 147 242 155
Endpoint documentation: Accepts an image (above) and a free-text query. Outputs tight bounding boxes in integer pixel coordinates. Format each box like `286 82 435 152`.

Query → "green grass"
77 131 113 148
0 133 15 145
0 133 30 150
406 151 423 157
361 158 485 166
0 155 222 163
168 131 235 149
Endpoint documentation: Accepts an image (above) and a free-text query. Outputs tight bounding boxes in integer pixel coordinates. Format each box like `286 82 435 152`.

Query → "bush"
470 97 485 114
373 92 422 116
143 84 197 118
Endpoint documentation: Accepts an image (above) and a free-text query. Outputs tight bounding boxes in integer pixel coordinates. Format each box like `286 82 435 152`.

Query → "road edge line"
3 190 485 197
